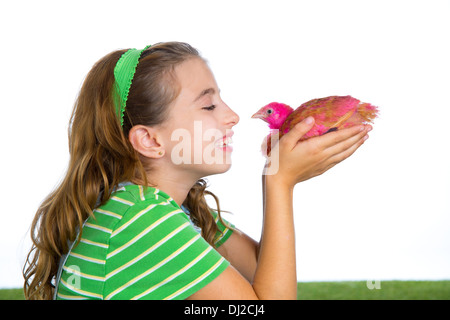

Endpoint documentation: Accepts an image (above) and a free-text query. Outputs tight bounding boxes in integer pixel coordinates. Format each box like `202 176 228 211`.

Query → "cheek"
165 121 231 167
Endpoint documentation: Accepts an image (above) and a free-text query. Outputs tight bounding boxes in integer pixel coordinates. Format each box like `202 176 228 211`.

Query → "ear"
128 125 165 159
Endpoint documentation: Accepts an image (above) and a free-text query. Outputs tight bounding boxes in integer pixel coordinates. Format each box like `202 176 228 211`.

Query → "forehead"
173 58 218 100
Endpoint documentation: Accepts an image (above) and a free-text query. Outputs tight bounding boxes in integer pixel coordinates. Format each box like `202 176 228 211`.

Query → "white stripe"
80 238 108 249
69 252 105 265
214 228 230 245
139 185 145 201
115 186 126 192
111 196 134 206
85 222 112 234
94 208 122 219
63 266 105 282
107 209 181 259
57 292 89 300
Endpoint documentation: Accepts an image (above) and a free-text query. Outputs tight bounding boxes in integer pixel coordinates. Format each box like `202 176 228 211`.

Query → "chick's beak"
251 110 265 120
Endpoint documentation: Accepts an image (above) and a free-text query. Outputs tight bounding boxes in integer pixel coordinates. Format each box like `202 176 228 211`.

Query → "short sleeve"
104 201 230 300
211 210 234 248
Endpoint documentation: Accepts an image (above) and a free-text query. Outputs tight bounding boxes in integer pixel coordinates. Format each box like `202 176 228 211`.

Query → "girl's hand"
265 117 371 188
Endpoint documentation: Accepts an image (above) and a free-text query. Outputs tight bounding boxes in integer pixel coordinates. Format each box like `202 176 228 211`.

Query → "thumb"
281 116 315 148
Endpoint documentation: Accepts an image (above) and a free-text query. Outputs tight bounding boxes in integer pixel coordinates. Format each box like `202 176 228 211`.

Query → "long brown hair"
23 42 227 300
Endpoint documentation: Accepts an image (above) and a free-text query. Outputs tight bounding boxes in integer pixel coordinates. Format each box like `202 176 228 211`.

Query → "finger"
319 125 367 149
280 117 315 149
325 127 368 154
326 133 368 165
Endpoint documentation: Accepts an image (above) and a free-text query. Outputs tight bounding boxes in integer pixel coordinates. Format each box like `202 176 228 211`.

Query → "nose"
224 104 240 127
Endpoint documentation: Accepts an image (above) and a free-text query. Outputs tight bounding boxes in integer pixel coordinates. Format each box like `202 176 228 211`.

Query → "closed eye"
202 105 216 111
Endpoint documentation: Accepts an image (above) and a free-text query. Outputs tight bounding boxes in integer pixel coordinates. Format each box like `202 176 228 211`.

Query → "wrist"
264 174 295 194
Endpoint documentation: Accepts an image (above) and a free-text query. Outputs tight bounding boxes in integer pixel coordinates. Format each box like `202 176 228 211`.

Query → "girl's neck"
152 178 193 207
133 171 198 207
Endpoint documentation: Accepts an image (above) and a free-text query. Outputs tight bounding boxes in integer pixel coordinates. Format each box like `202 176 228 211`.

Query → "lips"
215 131 234 150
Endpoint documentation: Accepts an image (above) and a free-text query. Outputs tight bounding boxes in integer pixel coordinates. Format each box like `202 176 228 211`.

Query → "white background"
1 0 449 288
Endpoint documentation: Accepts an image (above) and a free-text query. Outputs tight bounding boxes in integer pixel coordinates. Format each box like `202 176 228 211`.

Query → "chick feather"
252 95 379 155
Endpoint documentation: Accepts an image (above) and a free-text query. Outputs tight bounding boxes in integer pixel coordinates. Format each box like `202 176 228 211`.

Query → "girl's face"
158 57 240 179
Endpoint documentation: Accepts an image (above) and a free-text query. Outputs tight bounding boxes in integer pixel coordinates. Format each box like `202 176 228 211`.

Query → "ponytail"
183 179 229 247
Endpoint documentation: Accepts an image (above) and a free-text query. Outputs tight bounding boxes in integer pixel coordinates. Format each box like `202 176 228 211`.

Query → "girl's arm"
188 118 371 300
217 230 259 283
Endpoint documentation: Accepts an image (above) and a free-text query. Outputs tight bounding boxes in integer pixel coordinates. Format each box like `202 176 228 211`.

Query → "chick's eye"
266 109 273 114
203 105 216 111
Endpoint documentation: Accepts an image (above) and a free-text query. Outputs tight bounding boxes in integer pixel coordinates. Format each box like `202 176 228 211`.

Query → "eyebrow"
193 88 217 102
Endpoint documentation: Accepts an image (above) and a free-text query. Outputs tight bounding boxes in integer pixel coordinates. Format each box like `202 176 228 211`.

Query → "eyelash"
202 105 216 111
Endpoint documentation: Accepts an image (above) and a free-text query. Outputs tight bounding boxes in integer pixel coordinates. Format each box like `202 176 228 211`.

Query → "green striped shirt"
55 184 233 300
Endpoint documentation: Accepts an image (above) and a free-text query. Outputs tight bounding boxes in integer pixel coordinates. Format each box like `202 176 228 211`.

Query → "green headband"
114 45 151 126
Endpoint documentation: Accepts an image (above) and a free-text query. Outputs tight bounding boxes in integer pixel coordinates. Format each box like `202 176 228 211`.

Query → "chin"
199 162 232 178
215 162 232 174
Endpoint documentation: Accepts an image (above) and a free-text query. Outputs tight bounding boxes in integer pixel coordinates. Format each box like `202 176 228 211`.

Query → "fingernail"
364 134 369 140
305 117 314 124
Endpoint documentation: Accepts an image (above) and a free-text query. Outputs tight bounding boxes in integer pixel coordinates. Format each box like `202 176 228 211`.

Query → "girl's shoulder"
98 183 187 227
86 183 189 241
112 182 179 207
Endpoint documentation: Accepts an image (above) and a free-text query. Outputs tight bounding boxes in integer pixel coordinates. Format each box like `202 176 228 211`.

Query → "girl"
23 42 371 300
